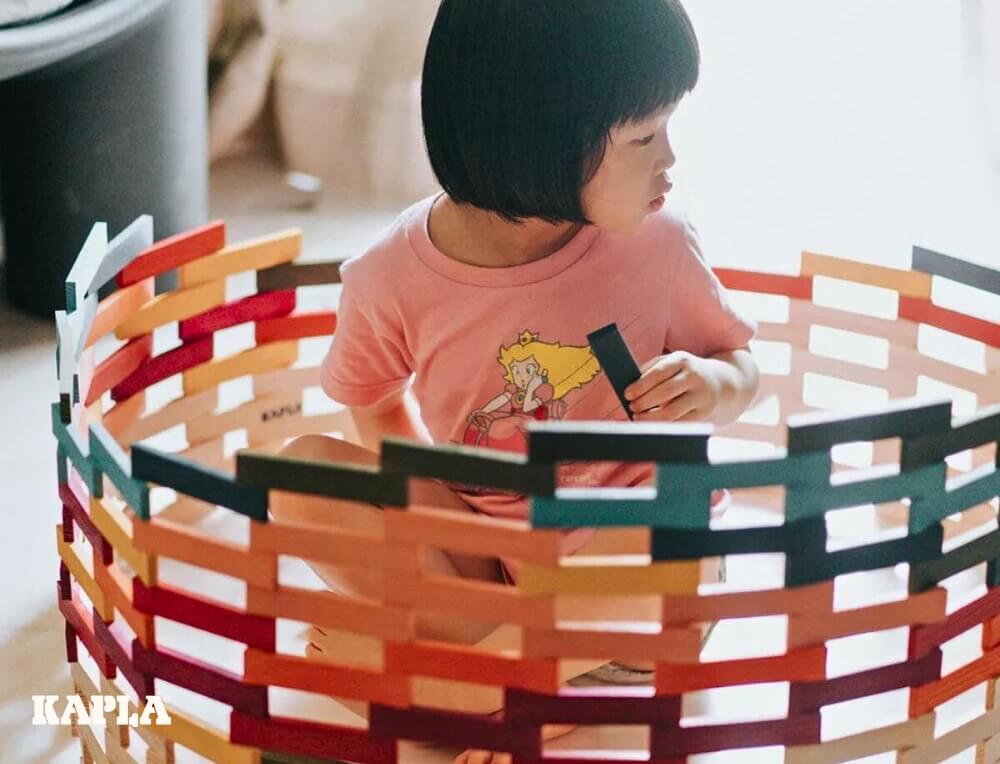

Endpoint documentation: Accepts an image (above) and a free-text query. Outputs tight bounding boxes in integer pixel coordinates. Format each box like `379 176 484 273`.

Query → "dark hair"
421 0 700 224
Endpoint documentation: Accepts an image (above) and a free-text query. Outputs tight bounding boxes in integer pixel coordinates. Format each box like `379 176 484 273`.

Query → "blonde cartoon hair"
498 330 601 400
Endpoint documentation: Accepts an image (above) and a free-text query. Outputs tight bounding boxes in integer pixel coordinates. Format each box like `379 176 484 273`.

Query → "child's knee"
280 433 377 466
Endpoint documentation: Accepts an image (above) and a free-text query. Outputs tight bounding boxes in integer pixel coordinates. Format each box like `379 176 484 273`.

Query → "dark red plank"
505 686 680 725
179 289 297 341
231 710 398 764
651 713 821 757
58 586 116 678
369 705 540 756
111 336 213 402
60 482 113 565
86 334 154 406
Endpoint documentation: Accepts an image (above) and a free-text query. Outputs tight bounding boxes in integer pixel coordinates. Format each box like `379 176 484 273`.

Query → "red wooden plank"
58 586 116 677
255 311 337 344
651 712 821 757
117 221 226 288
910 586 1000 656
514 755 679 764
111 336 213 402
715 268 814 300
131 640 267 716
505 686 680 725
898 295 1000 347
230 710 398 764
655 645 827 694
86 334 153 406
59 562 72 600
788 648 942 714
92 610 155 697
369 704 541 756
65 621 78 663
179 289 297 341
60 482 113 565
132 577 275 651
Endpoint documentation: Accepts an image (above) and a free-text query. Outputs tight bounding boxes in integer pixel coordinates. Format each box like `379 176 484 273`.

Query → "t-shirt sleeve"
664 219 757 357
320 261 413 407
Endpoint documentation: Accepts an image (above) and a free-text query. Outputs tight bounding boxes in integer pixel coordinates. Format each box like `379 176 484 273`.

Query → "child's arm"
349 387 433 454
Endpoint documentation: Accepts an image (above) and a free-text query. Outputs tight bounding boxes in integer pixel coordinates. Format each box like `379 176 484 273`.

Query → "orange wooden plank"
182 340 298 395
86 335 154 406
248 519 413 573
87 278 155 348
386 574 555 629
655 644 827 694
801 251 933 298
255 311 337 344
132 518 276 589
788 587 947 648
100 391 146 443
114 279 227 340
94 562 155 649
523 622 702 663
57 525 113 622
89 497 157 587
386 505 562 566
910 643 1000 717
178 229 301 288
385 641 559 694
243 647 409 707
662 581 834 625
246 584 414 642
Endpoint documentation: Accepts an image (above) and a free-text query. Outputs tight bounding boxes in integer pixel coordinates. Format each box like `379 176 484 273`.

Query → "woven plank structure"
50 218 999 763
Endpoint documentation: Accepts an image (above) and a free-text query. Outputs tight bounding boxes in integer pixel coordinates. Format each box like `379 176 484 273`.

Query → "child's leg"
270 433 504 645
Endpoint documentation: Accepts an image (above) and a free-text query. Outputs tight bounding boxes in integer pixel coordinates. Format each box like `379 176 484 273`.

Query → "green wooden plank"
88 423 150 519
50 402 101 495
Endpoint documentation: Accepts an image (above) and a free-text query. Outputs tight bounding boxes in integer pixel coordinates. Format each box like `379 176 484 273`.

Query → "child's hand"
623 351 723 422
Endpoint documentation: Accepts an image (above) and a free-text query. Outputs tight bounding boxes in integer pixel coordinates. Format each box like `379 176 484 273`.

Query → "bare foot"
453 724 575 764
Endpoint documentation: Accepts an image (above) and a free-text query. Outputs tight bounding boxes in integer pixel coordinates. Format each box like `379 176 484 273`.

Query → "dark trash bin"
0 0 207 317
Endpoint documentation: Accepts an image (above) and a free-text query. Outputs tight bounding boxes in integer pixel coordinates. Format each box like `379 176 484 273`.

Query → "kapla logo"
32 695 171 727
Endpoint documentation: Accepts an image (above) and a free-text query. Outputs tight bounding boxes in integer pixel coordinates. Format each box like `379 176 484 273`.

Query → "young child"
272 0 759 759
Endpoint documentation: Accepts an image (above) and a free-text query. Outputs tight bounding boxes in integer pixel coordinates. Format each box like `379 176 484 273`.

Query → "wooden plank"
911 584 1000 656
246 584 414 642
385 504 561 566
57 525 113 622
255 311 337 344
185 391 306 444
89 215 154 295
652 712 821 757
522 622 702 663
111 336 213 402
380 437 556 496
89 496 156 586
66 222 109 311
178 229 301 288
93 563 155 648
132 517 276 588
255 260 344 290
518 557 700 596
179 288 297 341
84 334 153 406
587 323 641 420
58 588 116 677
116 386 218 446
788 586 947 648
132 577 274 651
230 711 392 764
529 420 710 463
901 706 1000 764
505 685 680 725
116 220 226 288
715 268 813 299
182 340 298 395
655 645 827 693
912 245 1000 296
385 641 559 694
369 704 540 755
248 520 401 572
89 423 150 518
61 481 113 565
662 581 833 624
114 279 227 340
86 279 155 348
91 615 155 697
784 713 935 764
158 706 261 764
801 251 933 298
910 643 1000 716
244 647 409 706
899 295 1000 348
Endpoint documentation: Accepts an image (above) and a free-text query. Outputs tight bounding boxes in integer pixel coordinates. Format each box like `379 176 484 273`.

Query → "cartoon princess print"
463 330 601 451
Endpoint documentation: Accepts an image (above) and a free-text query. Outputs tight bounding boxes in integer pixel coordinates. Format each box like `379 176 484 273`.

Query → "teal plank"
656 451 830 492
50 403 101 495
910 463 999 533
797 462 946 514
531 488 710 529
88 423 150 520
57 445 68 485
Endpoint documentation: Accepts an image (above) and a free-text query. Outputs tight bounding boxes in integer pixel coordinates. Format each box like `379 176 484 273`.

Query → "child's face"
581 100 680 234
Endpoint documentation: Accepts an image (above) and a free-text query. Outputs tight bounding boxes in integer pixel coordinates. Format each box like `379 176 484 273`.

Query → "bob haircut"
421 0 700 224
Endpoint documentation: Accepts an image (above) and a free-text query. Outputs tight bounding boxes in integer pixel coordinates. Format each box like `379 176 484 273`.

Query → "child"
272 0 759 759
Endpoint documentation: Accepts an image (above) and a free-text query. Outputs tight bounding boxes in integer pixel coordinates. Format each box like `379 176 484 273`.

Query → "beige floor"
2 3 1000 761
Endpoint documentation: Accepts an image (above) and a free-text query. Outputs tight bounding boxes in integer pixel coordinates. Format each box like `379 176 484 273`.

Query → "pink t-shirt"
321 192 756 520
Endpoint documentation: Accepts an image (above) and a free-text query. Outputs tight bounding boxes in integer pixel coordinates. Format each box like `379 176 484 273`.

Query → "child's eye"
637 134 655 146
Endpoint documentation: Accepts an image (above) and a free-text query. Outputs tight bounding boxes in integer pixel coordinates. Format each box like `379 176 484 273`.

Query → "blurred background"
0 1 998 761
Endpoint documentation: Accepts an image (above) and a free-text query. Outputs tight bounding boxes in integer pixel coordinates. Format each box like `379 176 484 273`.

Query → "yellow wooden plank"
182 340 298 395
57 525 113 622
801 251 933 298
114 278 226 340
179 229 301 288
901 706 1000 764
785 713 935 764
90 496 157 586
154 706 260 764
518 556 700 596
